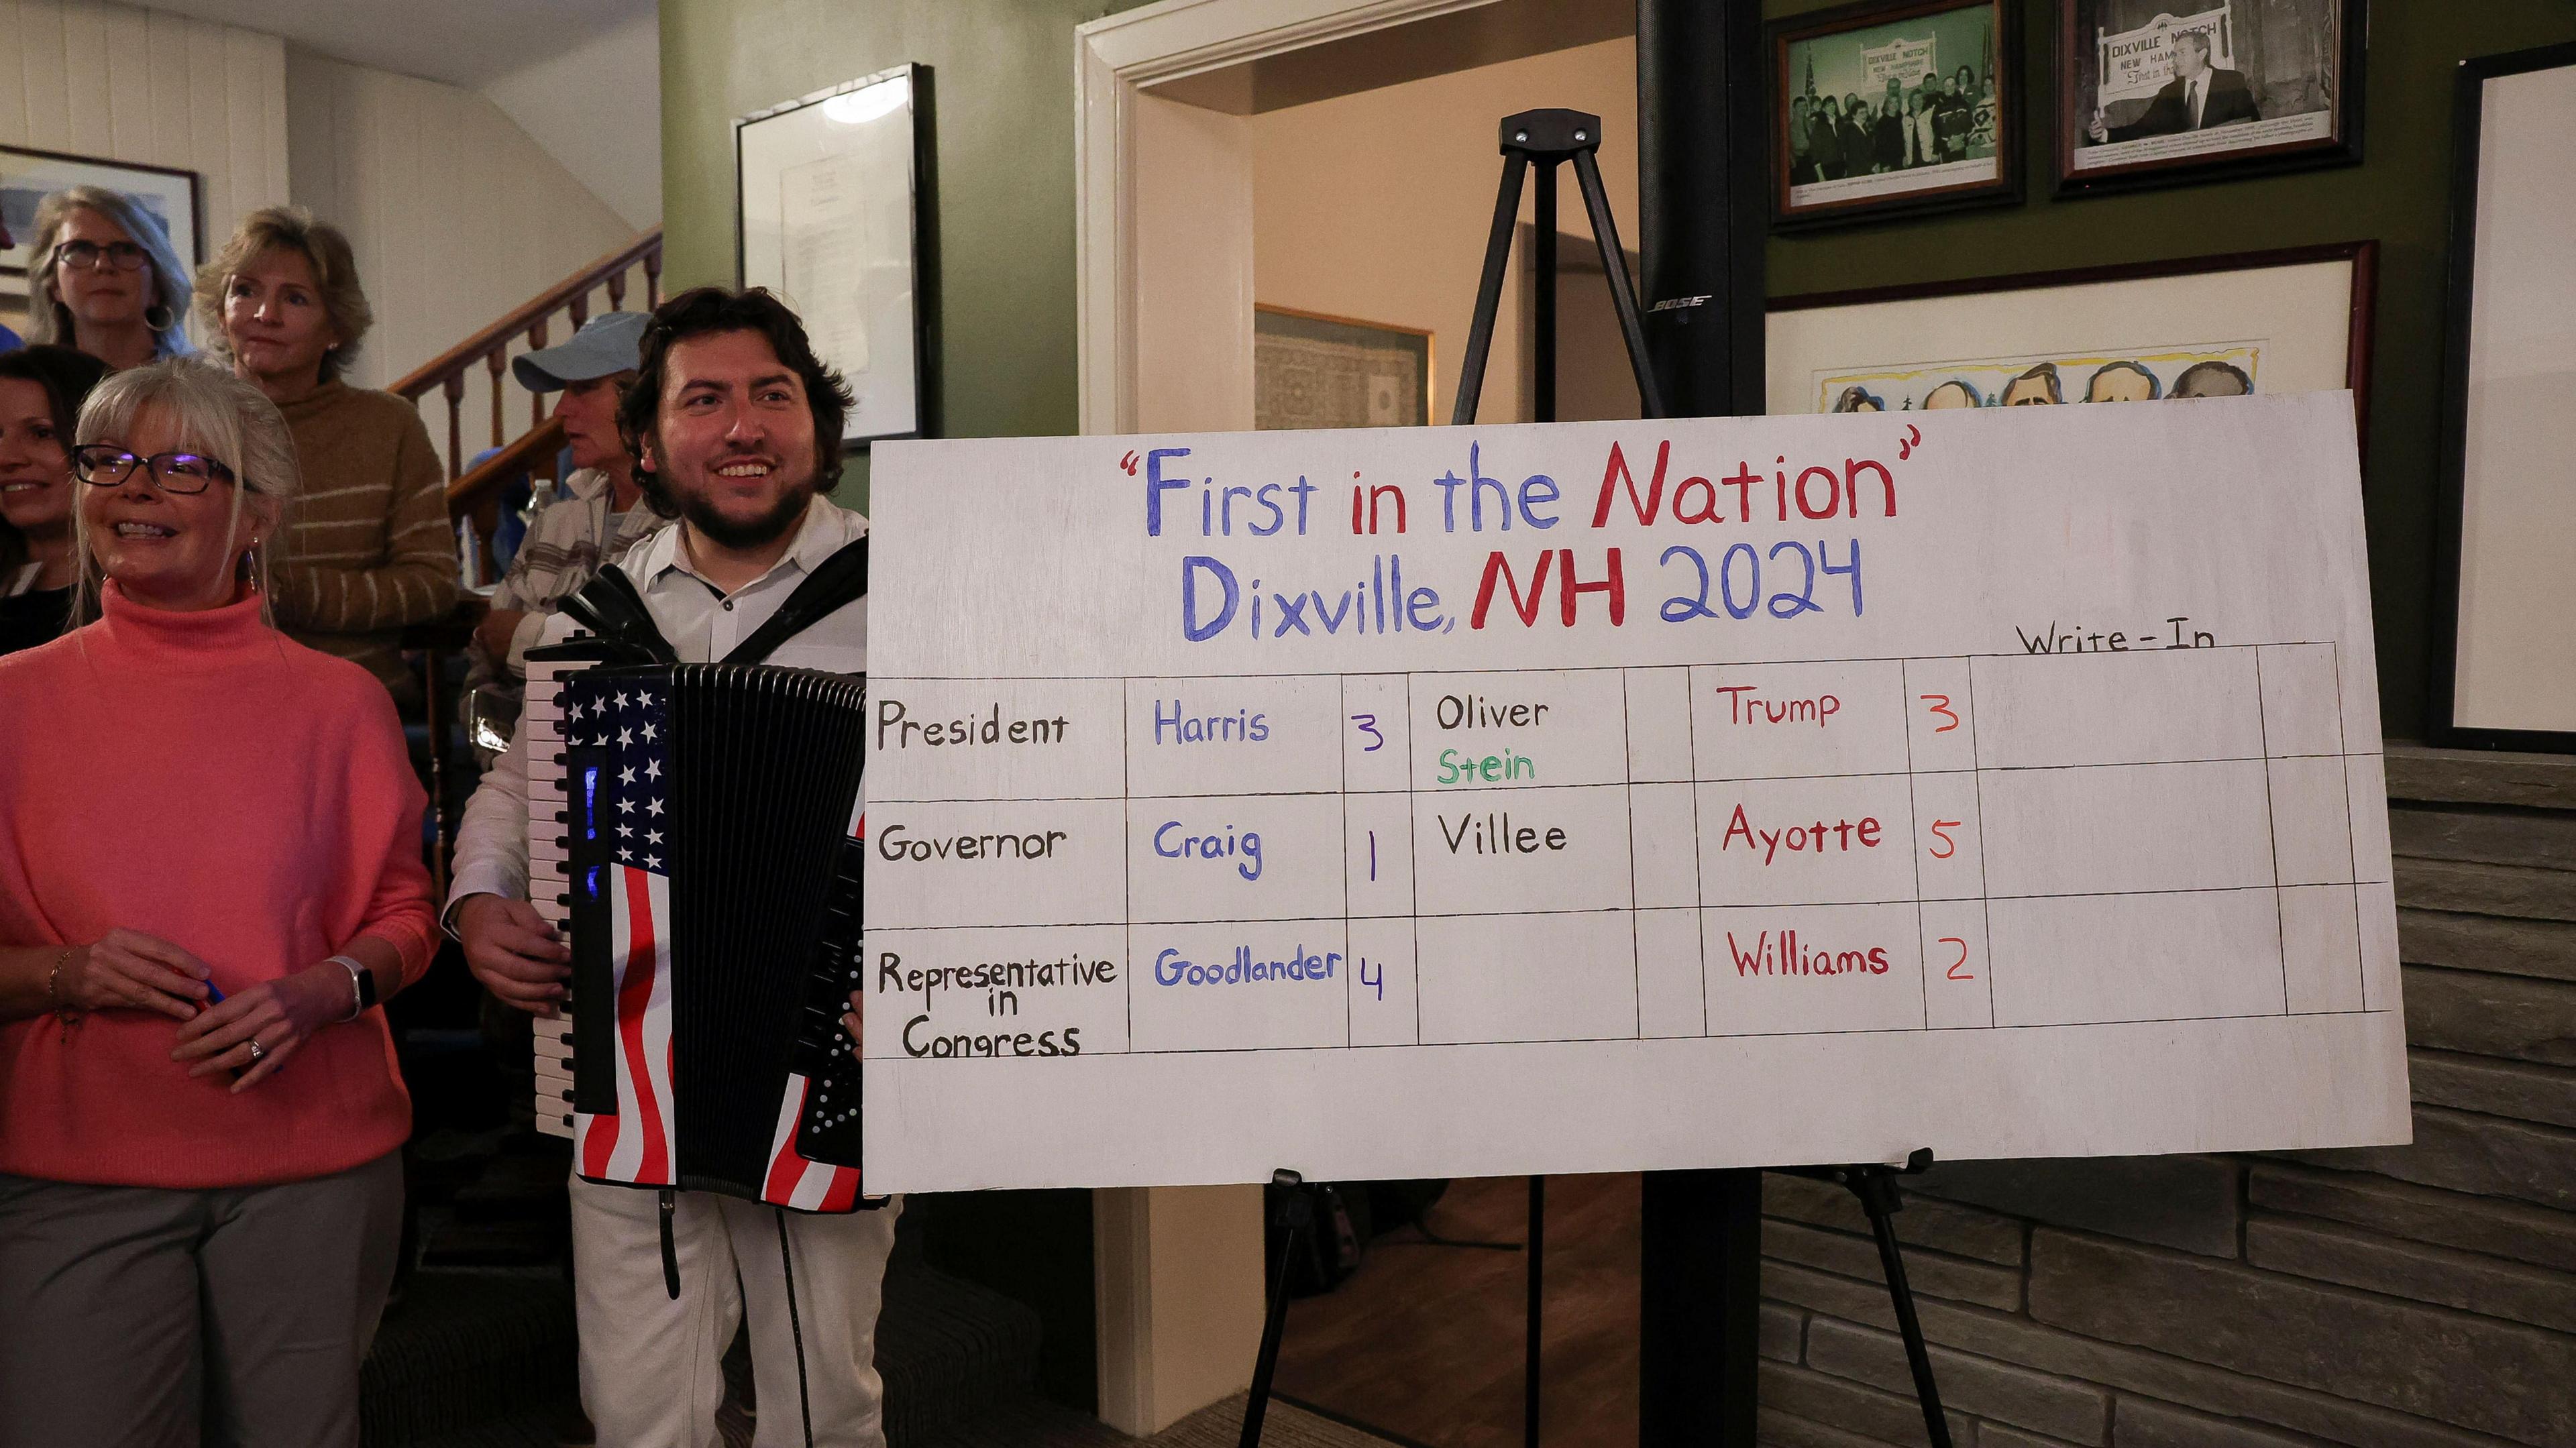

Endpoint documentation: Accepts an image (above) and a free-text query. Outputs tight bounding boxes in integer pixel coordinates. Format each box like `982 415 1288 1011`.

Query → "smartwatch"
330 955 378 1020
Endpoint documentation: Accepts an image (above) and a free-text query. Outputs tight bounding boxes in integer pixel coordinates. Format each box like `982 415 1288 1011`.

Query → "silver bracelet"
328 954 367 1023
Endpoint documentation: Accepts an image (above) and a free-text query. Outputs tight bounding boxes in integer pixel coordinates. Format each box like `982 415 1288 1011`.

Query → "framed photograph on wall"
1767 240 2376 439
2055 0 2364 195
1253 305 1433 431
1768 0 2023 231
736 64 934 447
2431 42 2576 751
1 145 202 296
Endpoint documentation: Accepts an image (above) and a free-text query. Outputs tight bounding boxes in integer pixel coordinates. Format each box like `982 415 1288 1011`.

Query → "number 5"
1920 693 1959 732
1351 713 1385 752
1929 819 1960 860
1940 937 1974 981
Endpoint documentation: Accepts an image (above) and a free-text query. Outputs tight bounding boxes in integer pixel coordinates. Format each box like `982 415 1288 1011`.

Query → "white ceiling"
145 0 654 91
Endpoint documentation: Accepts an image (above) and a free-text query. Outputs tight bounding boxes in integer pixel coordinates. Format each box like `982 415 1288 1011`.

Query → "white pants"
570 1174 900 1448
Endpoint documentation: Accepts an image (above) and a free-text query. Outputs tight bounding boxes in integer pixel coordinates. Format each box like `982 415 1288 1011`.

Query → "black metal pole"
1636 1 1768 1445
1858 1174 1953 1448
1452 153 1530 426
1533 160 1557 426
1240 1171 1309 1448
1526 1174 1546 1447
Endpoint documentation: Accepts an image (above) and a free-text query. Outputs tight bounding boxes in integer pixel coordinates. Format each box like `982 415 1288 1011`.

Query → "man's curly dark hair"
616 286 855 518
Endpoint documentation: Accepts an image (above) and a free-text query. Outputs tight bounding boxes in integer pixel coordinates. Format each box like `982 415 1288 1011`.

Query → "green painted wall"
1766 0 2576 738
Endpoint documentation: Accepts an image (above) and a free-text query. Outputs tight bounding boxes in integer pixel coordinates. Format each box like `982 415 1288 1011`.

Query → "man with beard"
447 287 891 1446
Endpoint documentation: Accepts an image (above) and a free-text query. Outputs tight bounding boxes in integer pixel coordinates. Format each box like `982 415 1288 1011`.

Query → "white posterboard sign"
862 395 2408 1194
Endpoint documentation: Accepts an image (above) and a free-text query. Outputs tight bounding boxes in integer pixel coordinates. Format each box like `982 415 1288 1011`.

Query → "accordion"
527 655 871 1212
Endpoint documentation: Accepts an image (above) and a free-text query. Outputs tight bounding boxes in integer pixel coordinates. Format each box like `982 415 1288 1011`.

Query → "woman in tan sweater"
194 207 454 706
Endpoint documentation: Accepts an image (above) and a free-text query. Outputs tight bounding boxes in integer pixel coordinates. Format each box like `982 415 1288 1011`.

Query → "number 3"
1940 937 1974 981
1352 713 1384 752
1921 693 1959 732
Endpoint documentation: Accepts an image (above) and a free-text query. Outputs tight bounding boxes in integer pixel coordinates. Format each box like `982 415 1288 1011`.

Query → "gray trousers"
0 1152 404 1448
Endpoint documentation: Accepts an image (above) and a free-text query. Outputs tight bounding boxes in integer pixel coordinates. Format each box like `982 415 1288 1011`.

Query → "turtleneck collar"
272 378 352 421
94 580 279 669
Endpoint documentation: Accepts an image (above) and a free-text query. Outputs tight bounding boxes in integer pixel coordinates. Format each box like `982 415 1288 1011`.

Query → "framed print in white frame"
737 64 934 447
2431 42 2576 752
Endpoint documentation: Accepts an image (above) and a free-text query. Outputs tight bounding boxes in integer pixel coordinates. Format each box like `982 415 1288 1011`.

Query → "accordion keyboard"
523 651 584 1139
790 834 866 1164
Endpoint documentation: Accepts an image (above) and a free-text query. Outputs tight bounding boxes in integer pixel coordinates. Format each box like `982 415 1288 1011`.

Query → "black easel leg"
1451 152 1530 426
1240 1170 1309 1448
1852 1172 1951 1448
1525 1174 1545 1447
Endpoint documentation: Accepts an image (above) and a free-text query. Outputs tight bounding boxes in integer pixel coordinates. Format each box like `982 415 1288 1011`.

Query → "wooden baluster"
527 319 549 438
569 289 590 329
442 372 465 481
607 268 628 311
645 249 662 308
487 350 506 451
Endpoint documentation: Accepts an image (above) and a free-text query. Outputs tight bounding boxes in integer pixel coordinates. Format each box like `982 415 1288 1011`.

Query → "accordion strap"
557 536 867 667
722 537 868 665
560 563 680 665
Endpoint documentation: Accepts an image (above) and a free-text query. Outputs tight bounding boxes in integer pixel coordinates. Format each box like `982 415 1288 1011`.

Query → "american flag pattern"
566 678 680 1189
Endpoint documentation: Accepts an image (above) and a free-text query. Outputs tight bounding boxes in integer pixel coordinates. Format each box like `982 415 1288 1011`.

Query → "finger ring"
246 1040 267 1063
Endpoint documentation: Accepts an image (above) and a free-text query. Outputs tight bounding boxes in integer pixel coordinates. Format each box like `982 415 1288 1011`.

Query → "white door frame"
1067 1 1511 1431
1074 0 1506 435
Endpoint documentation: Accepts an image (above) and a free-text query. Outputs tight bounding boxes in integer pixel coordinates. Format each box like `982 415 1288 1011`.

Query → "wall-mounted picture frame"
736 64 935 448
1 144 203 298
1253 304 1433 431
1768 0 2023 231
2055 0 2364 196
2430 42 2576 753
1767 241 2377 446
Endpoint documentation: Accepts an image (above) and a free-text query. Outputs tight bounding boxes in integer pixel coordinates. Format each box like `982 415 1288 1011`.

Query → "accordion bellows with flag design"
555 663 871 1211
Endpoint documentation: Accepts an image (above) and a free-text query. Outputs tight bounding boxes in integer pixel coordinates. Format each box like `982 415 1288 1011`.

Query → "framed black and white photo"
736 64 934 447
1 145 201 294
1768 0 2022 231
2431 42 2576 752
2055 0 2363 194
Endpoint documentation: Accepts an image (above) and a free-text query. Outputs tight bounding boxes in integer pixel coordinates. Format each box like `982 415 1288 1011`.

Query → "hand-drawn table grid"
874 641 2394 1056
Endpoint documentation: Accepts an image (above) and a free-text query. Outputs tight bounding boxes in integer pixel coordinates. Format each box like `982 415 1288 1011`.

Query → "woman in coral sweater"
0 360 438 1447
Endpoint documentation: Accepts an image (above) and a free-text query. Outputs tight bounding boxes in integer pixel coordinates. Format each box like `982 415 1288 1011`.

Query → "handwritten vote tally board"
860 394 2409 1194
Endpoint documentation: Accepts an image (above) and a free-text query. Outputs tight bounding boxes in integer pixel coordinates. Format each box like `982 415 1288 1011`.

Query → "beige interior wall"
285 47 641 471
1249 36 1638 425
0 0 291 342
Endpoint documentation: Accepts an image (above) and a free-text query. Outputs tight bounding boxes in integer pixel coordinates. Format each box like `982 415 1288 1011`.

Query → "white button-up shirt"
447 494 868 919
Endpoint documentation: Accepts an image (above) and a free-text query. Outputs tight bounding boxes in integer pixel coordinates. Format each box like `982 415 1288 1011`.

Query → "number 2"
1352 713 1384 752
1921 693 1959 732
1940 937 1974 981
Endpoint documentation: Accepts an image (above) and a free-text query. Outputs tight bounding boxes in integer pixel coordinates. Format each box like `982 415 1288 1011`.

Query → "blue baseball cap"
513 311 647 392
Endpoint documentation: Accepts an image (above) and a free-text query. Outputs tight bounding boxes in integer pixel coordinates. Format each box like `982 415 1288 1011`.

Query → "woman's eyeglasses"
52 240 151 273
72 446 237 495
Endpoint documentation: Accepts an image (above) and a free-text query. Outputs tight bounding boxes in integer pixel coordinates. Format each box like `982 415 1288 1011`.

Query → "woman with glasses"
196 206 455 707
0 359 435 1447
21 186 197 369
0 345 110 654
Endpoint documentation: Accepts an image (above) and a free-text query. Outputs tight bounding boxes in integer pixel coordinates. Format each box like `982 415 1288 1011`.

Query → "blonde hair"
25 186 198 358
71 360 301 625
192 207 374 383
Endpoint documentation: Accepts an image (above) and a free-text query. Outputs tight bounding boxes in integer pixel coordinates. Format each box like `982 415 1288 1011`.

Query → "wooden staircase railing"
397 227 660 491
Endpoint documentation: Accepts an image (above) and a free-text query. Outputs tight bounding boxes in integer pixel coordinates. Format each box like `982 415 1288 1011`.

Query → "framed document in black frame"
735 64 936 447
2054 0 2364 197
2430 42 2576 752
1767 0 2023 231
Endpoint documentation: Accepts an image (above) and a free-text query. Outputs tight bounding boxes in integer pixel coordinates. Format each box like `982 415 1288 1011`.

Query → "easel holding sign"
1233 108 1955 1448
